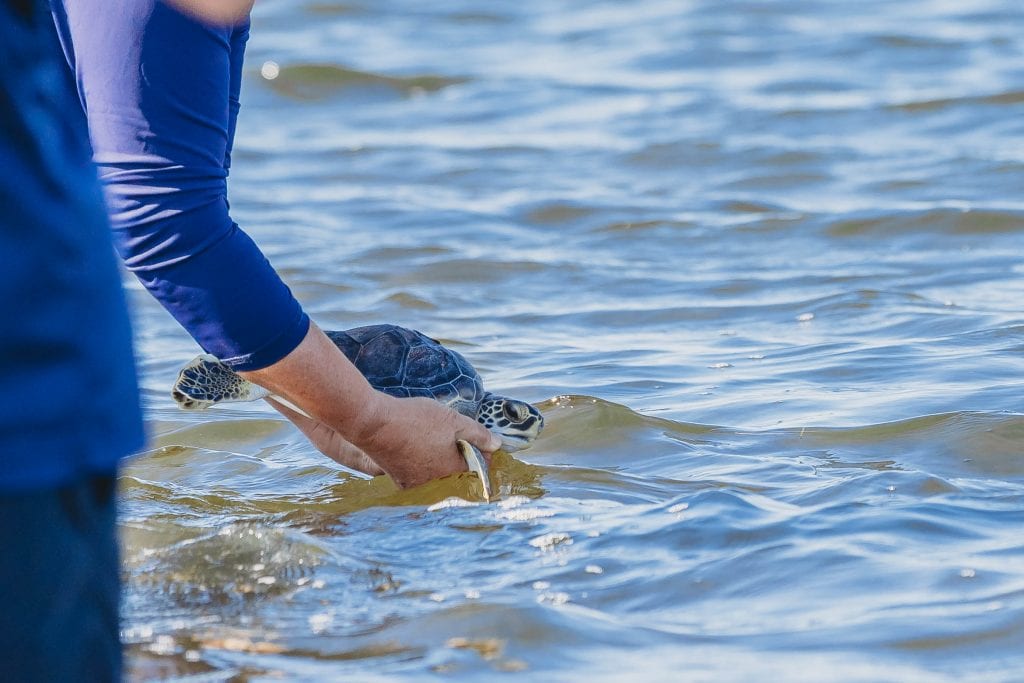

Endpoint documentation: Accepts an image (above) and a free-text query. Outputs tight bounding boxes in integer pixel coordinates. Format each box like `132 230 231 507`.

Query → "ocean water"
122 1 1024 680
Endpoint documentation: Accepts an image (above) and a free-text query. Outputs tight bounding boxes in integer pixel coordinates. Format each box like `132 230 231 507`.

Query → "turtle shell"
325 325 485 418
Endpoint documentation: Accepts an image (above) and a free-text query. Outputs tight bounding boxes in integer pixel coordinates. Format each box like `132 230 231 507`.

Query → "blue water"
122 1 1024 680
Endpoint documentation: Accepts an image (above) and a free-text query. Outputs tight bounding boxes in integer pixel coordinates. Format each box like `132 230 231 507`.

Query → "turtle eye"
503 402 527 422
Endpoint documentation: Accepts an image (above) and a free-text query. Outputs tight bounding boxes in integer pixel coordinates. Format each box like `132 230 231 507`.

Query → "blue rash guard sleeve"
50 0 309 370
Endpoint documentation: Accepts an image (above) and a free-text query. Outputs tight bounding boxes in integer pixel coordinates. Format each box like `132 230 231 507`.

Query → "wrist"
345 390 391 452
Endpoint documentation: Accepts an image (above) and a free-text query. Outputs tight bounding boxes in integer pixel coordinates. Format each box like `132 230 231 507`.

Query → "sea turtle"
171 325 544 499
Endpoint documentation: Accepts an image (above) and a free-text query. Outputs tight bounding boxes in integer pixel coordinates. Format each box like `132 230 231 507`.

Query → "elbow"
100 169 234 272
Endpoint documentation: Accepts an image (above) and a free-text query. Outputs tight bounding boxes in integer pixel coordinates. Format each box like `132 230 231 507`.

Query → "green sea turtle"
171 324 544 499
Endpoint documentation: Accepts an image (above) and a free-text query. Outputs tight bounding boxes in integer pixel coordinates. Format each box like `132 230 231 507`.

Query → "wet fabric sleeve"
50 0 309 370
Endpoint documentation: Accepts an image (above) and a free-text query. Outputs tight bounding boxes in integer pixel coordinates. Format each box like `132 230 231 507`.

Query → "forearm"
241 323 383 440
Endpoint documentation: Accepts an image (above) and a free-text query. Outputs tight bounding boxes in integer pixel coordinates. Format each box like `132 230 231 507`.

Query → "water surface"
123 1 1024 680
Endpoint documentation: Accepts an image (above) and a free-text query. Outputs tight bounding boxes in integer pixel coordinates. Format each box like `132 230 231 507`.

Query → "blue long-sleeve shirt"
1 2 144 490
50 0 310 370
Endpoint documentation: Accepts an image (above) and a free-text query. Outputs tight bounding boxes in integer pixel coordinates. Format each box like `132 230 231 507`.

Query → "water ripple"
121 0 1024 678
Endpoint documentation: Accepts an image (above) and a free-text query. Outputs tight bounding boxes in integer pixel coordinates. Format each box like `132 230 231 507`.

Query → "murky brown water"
122 1 1024 680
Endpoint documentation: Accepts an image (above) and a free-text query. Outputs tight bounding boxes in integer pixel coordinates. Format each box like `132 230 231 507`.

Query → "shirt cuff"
131 213 311 371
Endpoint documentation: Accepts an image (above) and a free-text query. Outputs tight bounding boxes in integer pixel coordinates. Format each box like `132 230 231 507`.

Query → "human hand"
266 397 384 477
351 394 502 489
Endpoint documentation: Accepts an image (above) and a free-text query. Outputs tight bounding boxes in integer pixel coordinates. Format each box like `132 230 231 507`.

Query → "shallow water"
122 1 1024 680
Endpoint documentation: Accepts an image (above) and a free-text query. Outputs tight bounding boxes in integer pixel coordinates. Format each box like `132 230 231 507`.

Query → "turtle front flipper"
172 354 270 409
456 439 492 502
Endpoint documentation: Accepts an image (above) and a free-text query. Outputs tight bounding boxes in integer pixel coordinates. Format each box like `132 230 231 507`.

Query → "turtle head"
476 394 544 451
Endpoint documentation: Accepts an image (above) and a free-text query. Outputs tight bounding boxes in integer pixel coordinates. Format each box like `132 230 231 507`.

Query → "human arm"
245 323 501 488
51 1 496 487
267 396 385 477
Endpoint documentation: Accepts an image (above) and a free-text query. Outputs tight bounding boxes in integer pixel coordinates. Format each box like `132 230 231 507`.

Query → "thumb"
484 431 502 453
462 415 502 453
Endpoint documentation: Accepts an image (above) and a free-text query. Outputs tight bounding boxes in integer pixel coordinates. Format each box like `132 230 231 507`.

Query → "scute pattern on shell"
325 325 484 416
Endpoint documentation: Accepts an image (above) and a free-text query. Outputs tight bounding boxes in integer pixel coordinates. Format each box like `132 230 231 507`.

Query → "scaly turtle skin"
172 324 544 451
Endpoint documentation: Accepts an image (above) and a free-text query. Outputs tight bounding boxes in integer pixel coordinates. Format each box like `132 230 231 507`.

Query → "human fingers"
267 397 384 476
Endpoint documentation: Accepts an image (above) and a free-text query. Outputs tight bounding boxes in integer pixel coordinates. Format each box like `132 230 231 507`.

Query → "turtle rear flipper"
172 354 269 409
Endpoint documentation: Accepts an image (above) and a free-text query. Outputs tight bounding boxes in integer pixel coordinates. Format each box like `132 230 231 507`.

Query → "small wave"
871 33 964 50
304 2 364 16
623 140 722 170
886 89 1024 113
715 199 792 214
825 208 1024 237
536 394 720 442
520 201 601 226
262 63 468 100
591 218 698 235
382 257 548 286
722 171 832 191
445 11 510 25
380 291 438 311
782 411 1024 482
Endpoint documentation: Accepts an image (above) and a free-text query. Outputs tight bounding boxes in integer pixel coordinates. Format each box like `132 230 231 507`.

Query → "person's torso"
0 0 145 490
